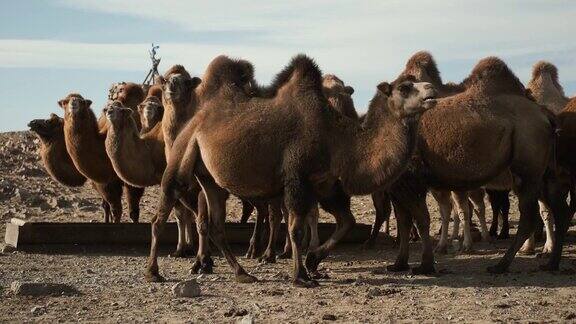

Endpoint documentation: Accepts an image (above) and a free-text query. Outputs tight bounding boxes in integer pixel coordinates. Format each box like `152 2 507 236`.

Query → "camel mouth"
28 120 50 136
422 96 437 109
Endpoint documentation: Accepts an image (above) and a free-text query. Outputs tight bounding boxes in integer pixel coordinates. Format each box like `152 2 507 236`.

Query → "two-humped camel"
383 52 569 274
146 54 437 287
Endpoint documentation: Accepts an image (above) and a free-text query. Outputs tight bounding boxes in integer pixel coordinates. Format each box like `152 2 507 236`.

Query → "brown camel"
106 82 146 130
138 96 164 134
28 113 87 187
146 54 437 287
383 51 568 274
59 93 144 223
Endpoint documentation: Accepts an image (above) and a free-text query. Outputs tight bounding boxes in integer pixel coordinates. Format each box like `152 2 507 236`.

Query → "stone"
238 314 254 324
322 314 337 321
31 306 47 316
11 281 79 296
171 279 201 298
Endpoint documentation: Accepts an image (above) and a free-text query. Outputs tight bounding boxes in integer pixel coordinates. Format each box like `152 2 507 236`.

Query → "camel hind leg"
364 189 392 249
95 181 123 223
259 198 283 263
469 189 490 242
171 202 195 258
145 189 177 282
431 189 453 254
245 201 268 259
125 185 144 223
306 182 355 277
196 173 256 283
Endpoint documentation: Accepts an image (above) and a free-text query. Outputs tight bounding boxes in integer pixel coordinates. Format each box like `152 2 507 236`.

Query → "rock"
11 281 79 296
366 287 401 297
238 314 254 324
148 286 157 293
322 314 337 321
171 279 201 298
31 306 47 316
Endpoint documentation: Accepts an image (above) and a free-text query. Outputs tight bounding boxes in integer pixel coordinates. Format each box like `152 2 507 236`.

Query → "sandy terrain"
1 130 576 322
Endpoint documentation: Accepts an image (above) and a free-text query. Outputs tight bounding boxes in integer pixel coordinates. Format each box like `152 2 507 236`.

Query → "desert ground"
1 130 576 323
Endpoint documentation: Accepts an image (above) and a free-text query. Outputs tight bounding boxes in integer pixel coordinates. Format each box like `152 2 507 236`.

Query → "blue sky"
1 0 575 132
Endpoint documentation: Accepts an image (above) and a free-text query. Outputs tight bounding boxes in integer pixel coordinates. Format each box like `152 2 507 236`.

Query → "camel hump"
403 50 442 85
532 61 558 80
463 57 526 95
263 54 323 97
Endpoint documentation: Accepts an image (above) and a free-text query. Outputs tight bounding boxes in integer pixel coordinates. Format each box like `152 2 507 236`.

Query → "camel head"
162 73 201 103
58 93 92 119
104 101 135 130
138 96 164 131
378 76 437 118
28 113 64 142
322 74 354 96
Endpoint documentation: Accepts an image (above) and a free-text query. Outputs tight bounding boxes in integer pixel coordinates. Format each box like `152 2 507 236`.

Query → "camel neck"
332 98 419 195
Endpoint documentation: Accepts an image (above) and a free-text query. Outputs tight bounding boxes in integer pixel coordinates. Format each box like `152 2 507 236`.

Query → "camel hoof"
536 252 551 259
435 244 449 254
362 239 376 250
486 264 507 274
245 244 259 259
145 272 165 283
190 257 214 274
518 248 536 256
170 248 194 258
386 263 410 272
258 253 276 264
235 273 258 283
305 252 322 273
539 263 559 272
278 250 291 259
411 264 435 275
293 278 319 288
310 270 330 280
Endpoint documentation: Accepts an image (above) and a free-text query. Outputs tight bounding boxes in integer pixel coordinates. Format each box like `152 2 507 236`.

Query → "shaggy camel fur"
28 114 87 187
59 93 144 223
146 54 437 287
386 52 569 274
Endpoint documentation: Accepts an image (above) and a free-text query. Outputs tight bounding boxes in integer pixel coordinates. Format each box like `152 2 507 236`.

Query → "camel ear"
191 77 201 88
49 113 59 120
84 99 92 107
344 86 354 95
155 75 165 85
377 82 392 96
58 98 69 109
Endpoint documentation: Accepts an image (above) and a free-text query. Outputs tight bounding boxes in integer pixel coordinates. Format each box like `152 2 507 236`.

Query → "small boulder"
11 281 79 296
171 279 201 298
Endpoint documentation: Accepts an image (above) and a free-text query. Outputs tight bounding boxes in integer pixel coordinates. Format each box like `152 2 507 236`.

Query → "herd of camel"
27 50 576 288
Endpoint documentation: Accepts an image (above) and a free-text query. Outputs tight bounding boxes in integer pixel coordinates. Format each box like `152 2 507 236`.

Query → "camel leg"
125 185 145 223
101 200 111 224
410 196 435 274
260 199 283 263
540 173 571 271
307 205 320 252
145 191 177 282
364 190 391 249
470 189 490 242
278 204 292 259
246 202 268 259
171 202 195 258
431 189 453 254
240 200 254 223
487 180 540 274
306 183 355 276
450 201 461 249
538 201 555 255
500 192 511 239
189 190 214 274
386 198 412 272
98 181 123 223
196 174 256 283
452 191 474 252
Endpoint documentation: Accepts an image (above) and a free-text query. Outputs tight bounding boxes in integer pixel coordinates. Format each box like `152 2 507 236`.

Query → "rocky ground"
1 130 576 323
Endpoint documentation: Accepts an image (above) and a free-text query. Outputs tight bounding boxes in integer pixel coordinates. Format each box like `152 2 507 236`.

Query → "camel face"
138 97 163 131
322 74 354 95
28 114 63 141
163 74 199 103
105 102 133 129
383 81 437 118
58 95 92 119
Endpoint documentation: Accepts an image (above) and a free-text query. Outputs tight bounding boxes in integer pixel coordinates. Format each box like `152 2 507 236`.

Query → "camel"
145 54 437 287
519 61 572 255
106 82 146 130
59 93 144 223
382 51 569 274
28 114 87 187
138 96 164 134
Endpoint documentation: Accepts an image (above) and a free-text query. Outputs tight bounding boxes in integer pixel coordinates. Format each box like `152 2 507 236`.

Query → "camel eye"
398 82 413 95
